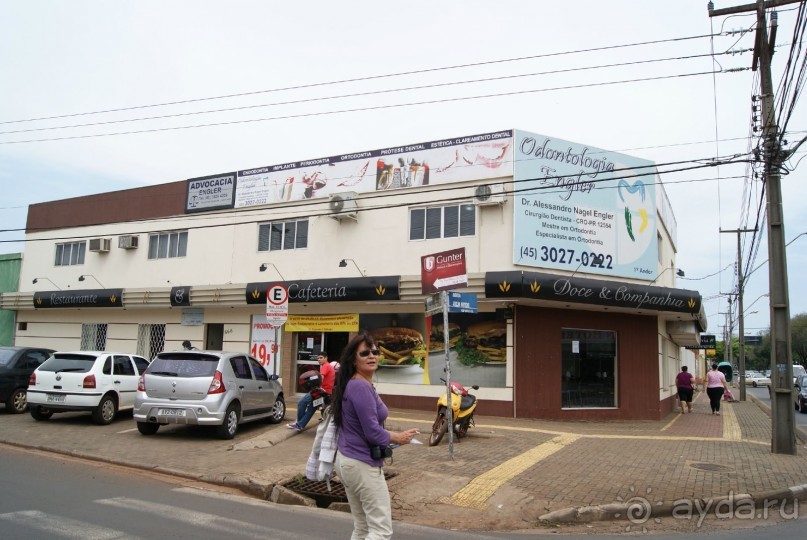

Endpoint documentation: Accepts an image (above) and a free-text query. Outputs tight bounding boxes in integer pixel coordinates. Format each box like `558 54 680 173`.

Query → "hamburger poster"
359 312 507 388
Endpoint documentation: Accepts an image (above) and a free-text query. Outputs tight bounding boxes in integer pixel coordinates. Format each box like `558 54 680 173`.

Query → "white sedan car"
743 371 771 387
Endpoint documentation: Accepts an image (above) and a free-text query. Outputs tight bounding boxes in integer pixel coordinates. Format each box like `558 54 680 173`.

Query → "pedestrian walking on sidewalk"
675 366 695 414
706 363 729 415
332 332 420 540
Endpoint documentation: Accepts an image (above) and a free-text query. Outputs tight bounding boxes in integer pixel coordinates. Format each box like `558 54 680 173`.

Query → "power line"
1 152 751 243
0 32 720 126
0 70 742 145
0 51 746 136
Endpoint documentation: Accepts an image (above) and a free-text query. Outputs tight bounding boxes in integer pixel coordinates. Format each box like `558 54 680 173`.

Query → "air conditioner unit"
473 184 506 206
118 235 139 249
88 238 111 252
328 192 359 221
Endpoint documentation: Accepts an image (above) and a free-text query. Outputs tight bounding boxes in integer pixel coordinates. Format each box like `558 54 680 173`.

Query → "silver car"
134 351 285 439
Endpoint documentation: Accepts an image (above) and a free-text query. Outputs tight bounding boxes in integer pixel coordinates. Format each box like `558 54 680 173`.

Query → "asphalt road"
745 385 807 431
0 444 509 540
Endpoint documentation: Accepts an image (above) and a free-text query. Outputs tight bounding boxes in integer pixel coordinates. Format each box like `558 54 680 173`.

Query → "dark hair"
712 363 718 369
331 332 375 429
182 340 192 349
681 366 688 372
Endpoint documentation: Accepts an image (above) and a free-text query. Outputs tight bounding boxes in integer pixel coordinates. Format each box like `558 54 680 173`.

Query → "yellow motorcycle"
428 380 480 446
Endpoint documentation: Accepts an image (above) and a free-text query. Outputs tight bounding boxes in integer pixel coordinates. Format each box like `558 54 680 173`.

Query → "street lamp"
78 274 106 288
338 258 365 276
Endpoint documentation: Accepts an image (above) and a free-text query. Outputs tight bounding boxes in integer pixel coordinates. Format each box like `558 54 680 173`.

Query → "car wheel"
6 388 28 414
30 406 53 421
91 395 118 425
216 404 240 440
800 400 807 414
267 396 286 424
137 422 160 435
752 382 758 388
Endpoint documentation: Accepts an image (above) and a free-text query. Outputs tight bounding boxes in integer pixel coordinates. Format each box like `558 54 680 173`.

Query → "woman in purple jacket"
331 332 420 539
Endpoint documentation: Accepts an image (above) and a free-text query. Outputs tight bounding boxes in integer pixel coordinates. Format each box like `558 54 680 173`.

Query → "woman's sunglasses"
358 349 381 357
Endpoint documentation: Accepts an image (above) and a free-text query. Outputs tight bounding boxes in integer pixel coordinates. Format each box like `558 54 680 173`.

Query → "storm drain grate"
283 472 397 507
690 462 733 472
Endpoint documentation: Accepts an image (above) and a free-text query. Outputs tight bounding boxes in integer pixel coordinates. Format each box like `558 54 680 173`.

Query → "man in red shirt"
287 353 335 431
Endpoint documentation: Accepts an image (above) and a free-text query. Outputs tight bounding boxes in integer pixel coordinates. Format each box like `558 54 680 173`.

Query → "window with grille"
148 231 188 259
137 324 166 360
55 241 86 266
258 219 309 251
80 323 108 351
409 204 475 241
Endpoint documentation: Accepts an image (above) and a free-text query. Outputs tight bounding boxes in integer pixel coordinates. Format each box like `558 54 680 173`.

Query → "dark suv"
0 347 55 413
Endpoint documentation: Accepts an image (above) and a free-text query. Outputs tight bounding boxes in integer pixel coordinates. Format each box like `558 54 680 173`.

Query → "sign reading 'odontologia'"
33 289 124 308
245 276 400 304
513 129 659 281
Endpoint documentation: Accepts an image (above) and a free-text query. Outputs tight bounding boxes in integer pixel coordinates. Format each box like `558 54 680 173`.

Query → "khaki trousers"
336 452 392 539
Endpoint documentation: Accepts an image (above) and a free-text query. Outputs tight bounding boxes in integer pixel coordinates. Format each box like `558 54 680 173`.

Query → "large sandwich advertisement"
359 313 507 388
512 129 659 281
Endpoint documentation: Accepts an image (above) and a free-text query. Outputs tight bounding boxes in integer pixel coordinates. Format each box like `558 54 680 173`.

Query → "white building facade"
2 128 705 420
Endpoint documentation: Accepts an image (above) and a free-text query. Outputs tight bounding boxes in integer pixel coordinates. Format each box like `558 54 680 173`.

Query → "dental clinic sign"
513 129 659 280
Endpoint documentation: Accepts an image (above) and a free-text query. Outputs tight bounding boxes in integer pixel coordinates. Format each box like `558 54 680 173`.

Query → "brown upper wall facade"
26 181 187 233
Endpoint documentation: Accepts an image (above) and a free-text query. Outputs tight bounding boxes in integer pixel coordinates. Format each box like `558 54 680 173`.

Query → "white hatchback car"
27 351 150 425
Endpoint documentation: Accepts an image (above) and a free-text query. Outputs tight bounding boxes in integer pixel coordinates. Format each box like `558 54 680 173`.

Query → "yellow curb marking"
722 402 742 440
436 433 581 510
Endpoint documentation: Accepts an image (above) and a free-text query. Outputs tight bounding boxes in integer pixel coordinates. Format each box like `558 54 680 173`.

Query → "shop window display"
561 328 617 408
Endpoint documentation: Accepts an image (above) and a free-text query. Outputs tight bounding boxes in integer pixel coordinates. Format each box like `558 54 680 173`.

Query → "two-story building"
1 128 706 420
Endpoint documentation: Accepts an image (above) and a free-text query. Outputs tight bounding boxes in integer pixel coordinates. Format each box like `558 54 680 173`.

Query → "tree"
792 313 807 365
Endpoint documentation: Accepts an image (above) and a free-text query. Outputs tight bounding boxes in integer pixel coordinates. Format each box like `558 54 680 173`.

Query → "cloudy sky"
1 1 805 340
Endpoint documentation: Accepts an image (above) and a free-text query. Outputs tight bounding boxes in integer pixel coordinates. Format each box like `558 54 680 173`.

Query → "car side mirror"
269 374 279 381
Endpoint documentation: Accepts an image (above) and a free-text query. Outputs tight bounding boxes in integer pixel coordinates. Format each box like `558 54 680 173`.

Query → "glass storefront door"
561 328 617 408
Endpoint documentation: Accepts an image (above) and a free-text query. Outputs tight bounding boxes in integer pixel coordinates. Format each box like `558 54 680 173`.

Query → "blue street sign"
448 291 477 314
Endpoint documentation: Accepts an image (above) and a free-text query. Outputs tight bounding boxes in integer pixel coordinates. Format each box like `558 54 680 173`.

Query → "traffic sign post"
266 284 289 376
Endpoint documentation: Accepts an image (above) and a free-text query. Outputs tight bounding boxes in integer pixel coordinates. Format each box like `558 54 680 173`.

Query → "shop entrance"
205 323 224 350
294 331 349 393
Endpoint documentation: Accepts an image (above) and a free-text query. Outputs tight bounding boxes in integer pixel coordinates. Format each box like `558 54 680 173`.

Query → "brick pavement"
2 391 807 531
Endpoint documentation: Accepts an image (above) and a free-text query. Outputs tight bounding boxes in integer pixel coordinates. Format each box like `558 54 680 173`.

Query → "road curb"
539 485 807 524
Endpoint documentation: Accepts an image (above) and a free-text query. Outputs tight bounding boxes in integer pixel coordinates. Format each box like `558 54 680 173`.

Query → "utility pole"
710 0 798 454
721 227 757 401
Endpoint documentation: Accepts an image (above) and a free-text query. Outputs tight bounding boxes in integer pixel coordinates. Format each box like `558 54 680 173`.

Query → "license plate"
158 408 186 417
312 397 324 407
47 394 65 403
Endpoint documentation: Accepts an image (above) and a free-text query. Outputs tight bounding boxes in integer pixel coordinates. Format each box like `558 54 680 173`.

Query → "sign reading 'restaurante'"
33 289 124 308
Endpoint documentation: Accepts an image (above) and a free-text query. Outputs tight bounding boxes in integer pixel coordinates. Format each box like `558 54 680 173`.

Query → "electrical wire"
0 51 747 136
0 152 752 243
0 32 721 126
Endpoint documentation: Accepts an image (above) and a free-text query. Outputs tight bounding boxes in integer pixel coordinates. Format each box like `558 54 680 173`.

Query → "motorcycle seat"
460 394 476 411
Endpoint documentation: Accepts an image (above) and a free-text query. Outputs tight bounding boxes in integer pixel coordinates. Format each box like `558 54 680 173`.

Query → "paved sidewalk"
2 390 807 532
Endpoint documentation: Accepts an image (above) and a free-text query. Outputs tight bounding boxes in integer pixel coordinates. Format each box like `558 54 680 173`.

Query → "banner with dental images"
513 129 659 280
234 130 514 207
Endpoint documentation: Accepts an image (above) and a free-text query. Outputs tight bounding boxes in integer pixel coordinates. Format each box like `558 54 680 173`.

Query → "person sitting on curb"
287 353 335 432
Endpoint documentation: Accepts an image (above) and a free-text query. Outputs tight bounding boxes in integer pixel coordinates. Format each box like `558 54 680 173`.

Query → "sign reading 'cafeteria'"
245 276 400 304
33 289 124 309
